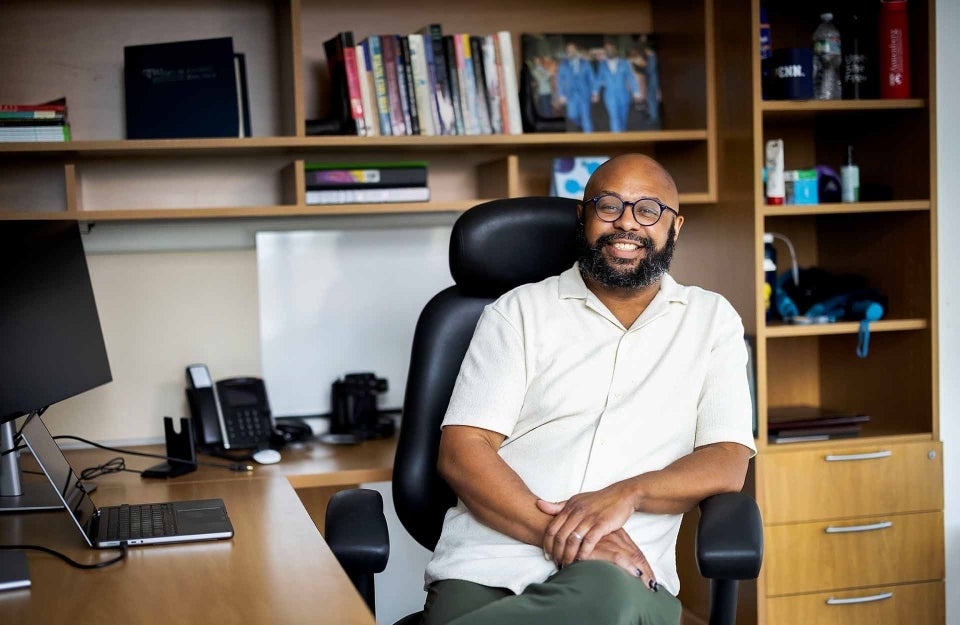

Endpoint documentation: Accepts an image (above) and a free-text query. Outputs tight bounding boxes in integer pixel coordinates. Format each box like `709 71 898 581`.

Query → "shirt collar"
558 263 688 305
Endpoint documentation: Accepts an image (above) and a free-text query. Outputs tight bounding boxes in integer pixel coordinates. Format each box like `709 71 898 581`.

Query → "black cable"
52 435 252 472
79 457 139 480
0 543 127 570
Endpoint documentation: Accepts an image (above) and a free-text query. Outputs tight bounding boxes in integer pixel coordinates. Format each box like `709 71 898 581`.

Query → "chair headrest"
450 197 580 298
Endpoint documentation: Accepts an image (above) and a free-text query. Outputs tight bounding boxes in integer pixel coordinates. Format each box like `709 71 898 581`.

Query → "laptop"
20 414 234 548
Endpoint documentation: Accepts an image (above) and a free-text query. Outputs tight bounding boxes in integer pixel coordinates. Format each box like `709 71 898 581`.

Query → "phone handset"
185 363 231 450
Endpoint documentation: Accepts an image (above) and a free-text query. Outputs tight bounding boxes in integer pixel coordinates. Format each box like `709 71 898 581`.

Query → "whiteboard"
256 226 454 417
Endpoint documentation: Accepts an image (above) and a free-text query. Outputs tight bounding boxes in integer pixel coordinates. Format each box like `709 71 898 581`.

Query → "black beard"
576 221 677 289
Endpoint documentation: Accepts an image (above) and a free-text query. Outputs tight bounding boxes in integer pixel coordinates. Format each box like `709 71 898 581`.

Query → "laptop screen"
20 414 98 544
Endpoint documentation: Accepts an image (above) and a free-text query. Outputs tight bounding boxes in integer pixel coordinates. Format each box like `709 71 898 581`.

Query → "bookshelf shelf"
760 98 926 113
764 318 928 338
760 200 931 217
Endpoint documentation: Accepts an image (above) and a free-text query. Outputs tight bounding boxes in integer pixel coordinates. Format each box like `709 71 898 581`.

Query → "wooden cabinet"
0 0 718 222
708 1 943 623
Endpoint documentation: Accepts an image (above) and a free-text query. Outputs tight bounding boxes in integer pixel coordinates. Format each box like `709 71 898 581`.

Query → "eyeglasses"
585 193 678 226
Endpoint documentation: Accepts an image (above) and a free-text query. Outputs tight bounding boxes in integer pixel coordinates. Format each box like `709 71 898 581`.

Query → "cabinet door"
759 441 942 524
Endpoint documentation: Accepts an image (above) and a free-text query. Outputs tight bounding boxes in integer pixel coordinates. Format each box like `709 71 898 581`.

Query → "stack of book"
319 26 523 138
767 406 871 444
0 98 70 142
305 162 429 205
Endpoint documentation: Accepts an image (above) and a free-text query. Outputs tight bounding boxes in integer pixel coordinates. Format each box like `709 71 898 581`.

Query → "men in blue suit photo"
556 42 598 133
596 40 642 132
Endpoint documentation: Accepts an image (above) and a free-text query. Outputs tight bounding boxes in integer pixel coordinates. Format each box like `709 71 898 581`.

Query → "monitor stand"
0 420 62 512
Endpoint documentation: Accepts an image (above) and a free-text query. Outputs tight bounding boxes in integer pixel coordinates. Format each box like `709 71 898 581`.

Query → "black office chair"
325 197 763 625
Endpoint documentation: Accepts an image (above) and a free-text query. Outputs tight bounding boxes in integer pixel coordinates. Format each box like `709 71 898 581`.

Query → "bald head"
584 154 679 210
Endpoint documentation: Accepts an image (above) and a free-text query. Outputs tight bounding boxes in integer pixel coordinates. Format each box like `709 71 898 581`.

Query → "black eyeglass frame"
584 193 679 226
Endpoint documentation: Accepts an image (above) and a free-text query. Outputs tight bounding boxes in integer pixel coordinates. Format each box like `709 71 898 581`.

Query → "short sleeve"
694 305 758 456
441 304 527 438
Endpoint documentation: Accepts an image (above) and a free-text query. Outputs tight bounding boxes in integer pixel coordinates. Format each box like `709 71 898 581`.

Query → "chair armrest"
696 492 763 580
325 488 390 576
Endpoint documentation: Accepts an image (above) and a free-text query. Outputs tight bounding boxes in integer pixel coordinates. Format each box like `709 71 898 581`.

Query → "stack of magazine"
305 162 429 205
768 406 870 444
0 98 70 142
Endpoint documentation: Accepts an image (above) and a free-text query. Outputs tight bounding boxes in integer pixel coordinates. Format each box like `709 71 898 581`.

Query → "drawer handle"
825 521 893 534
826 592 893 605
824 450 892 462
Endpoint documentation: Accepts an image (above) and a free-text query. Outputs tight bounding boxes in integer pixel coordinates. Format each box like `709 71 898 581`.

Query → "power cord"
51 435 253 473
0 543 128 570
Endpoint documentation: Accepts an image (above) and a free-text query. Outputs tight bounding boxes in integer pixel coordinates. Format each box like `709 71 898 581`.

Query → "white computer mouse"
252 449 282 465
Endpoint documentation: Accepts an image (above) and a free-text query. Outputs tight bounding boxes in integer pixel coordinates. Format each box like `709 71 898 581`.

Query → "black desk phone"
185 364 274 451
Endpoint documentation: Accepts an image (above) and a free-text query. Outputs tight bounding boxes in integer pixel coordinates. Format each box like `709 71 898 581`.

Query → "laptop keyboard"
103 503 178 541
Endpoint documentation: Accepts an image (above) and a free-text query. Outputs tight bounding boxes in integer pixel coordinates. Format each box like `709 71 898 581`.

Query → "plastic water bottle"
813 13 842 99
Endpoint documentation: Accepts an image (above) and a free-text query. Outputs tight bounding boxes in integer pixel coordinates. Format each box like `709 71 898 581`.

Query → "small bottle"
765 139 785 205
813 13 843 100
841 145 860 203
763 233 778 321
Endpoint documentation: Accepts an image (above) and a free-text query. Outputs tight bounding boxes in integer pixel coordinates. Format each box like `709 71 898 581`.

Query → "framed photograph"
521 33 662 133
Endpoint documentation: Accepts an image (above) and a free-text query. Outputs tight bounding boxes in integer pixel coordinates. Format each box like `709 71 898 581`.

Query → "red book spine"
0 104 67 112
342 45 366 135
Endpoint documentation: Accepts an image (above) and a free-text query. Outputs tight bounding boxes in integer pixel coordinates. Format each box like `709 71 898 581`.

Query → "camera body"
329 373 394 440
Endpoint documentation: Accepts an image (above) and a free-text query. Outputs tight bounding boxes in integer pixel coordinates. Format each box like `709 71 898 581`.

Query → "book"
397 36 419 135
413 31 442 135
305 186 430 205
355 43 379 135
481 35 504 134
380 35 407 136
407 34 436 136
768 406 871 434
323 31 365 136
0 125 71 142
454 34 479 135
0 110 65 120
442 35 465 135
470 36 493 135
419 24 456 135
521 32 663 133
0 97 67 113
124 37 241 139
234 53 252 137
304 163 428 189
496 31 523 135
769 425 862 444
365 36 393 136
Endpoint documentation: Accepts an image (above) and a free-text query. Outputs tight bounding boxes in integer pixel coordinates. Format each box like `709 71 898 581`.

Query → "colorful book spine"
397 36 419 135
421 24 455 135
454 34 479 135
470 36 493 135
0 103 67 113
481 35 503 134
305 186 430 205
323 31 364 135
380 35 407 136
442 35 465 135
413 32 442 135
497 31 523 135
407 34 436 136
366 36 393 136
355 43 379 135
0 110 65 120
305 165 428 189
0 125 71 142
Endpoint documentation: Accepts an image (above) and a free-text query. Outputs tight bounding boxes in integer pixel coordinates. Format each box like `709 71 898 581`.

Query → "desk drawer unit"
759 441 943 524
766 581 944 625
764 511 944 596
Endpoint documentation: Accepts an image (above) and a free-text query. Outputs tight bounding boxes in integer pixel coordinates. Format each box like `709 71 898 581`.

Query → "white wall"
936 1 958 622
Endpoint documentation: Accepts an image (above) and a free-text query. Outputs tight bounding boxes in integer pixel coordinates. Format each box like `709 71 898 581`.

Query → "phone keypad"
225 408 272 447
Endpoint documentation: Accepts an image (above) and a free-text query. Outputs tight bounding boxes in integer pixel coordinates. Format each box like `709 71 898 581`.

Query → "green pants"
422 560 682 625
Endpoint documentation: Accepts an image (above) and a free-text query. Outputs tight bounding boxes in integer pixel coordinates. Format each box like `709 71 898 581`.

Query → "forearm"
438 426 552 547
624 443 750 515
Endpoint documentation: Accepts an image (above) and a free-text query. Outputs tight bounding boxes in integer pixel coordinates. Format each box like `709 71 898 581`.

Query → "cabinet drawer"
759 441 942 523
765 511 943 596
766 581 943 625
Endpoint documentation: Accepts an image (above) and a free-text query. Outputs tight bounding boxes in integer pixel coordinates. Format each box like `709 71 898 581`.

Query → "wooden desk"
0 437 398 625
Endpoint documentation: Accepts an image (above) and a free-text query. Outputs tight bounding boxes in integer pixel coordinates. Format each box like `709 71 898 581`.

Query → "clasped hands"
537 482 658 590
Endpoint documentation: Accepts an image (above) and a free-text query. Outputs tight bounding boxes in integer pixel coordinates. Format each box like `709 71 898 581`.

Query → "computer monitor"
0 221 112 511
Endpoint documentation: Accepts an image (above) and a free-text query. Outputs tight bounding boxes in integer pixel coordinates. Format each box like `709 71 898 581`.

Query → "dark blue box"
765 47 814 100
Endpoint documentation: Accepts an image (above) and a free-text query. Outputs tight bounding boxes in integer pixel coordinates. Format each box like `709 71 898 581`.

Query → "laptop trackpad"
174 501 229 532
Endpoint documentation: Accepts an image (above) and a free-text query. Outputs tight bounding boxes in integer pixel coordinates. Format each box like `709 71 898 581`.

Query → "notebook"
20 415 234 548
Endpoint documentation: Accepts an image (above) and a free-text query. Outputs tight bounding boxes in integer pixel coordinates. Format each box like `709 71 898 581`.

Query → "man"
595 41 642 131
422 154 756 625
556 41 598 132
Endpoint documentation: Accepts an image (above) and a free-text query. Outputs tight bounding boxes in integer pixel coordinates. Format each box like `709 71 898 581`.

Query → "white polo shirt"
424 264 757 596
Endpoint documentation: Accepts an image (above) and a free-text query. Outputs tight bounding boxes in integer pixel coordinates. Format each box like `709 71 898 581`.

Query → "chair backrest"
393 196 580 550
